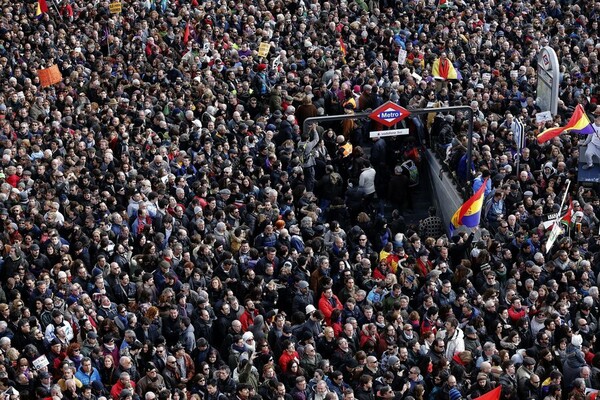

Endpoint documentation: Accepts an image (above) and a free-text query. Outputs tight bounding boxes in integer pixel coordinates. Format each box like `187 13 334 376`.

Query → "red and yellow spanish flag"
449 178 488 233
36 0 49 17
339 37 347 57
537 104 594 143
432 57 461 80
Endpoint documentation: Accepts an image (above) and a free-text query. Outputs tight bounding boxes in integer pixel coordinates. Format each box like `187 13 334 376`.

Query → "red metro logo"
369 101 411 127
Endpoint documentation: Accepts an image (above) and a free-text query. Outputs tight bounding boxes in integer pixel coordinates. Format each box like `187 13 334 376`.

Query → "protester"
1 0 600 399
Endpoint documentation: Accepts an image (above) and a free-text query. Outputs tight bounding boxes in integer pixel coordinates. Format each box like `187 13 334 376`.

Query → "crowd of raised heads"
1 0 600 399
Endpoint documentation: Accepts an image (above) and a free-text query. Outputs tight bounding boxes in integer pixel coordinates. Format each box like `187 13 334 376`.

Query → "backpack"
252 73 269 95
401 160 419 187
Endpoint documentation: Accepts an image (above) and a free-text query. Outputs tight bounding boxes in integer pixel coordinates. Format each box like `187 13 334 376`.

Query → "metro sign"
369 101 410 127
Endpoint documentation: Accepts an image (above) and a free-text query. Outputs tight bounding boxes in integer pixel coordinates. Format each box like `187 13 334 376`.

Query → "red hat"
257 63 267 72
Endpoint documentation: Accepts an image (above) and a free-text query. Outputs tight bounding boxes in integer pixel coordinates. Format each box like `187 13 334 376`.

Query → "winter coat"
359 167 376 195
436 328 465 359
318 293 343 326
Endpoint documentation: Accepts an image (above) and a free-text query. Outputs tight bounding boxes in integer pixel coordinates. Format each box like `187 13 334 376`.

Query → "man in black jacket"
161 306 181 347
355 375 375 400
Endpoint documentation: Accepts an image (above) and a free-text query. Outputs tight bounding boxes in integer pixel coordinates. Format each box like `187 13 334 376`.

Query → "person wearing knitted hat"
448 387 462 400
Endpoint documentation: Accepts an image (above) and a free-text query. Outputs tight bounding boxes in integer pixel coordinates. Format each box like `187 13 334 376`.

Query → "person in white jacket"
44 309 75 343
359 160 377 212
436 317 465 359
581 114 600 170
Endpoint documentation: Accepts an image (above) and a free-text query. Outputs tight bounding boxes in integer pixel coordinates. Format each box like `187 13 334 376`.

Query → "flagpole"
546 179 571 254
50 0 63 20
555 179 571 225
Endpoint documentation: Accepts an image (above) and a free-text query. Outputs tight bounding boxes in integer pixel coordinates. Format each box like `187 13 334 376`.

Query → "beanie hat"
449 388 462 400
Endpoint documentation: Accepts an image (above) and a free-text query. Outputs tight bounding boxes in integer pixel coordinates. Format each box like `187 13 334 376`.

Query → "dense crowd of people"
1 0 600 399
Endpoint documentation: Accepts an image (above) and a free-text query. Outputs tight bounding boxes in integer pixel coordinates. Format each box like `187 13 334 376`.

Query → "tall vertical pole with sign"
536 46 560 116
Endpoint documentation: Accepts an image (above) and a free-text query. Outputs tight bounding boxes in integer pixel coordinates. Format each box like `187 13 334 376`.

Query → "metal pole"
465 107 474 184
302 112 371 136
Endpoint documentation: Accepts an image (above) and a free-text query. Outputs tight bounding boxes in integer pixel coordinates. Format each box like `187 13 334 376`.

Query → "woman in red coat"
318 287 343 326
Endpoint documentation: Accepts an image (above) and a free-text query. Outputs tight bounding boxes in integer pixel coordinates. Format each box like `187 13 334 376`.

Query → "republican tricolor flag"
449 178 488 233
537 104 594 143
36 0 49 17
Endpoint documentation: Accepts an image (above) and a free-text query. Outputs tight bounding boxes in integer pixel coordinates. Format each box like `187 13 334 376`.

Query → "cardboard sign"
109 2 122 13
257 42 270 58
32 355 49 370
397 49 407 65
536 111 553 124
37 65 63 88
